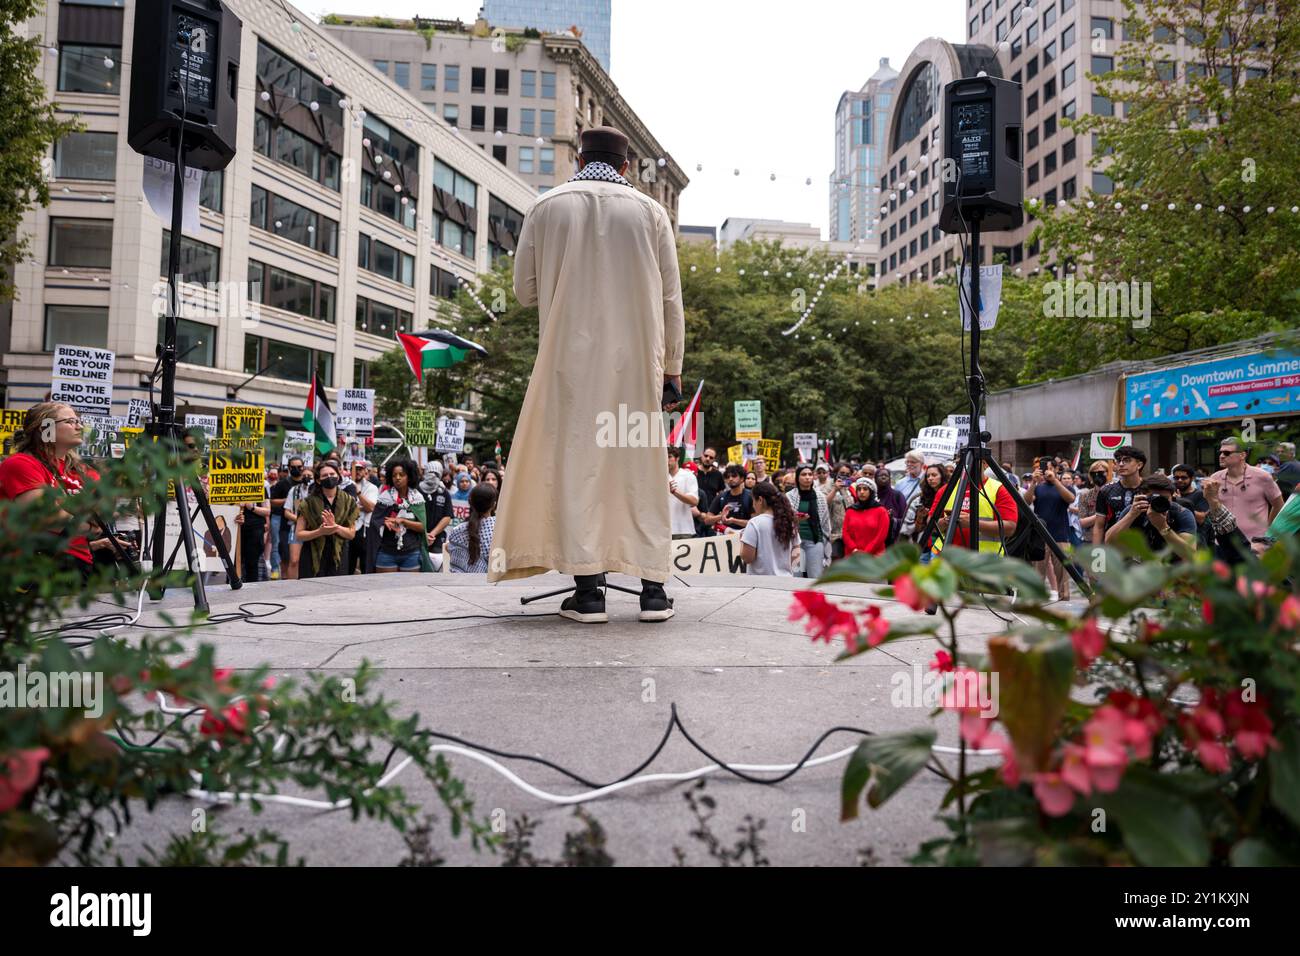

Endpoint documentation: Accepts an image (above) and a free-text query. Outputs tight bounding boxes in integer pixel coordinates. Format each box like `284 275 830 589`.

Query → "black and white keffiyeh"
568 160 633 187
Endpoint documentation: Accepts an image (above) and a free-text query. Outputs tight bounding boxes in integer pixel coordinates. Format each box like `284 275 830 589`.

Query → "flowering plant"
790 536 1300 866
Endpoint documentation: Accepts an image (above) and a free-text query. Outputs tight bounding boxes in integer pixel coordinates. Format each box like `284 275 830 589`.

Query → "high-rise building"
1 0 537 421
482 0 612 73
322 15 685 228
829 58 897 246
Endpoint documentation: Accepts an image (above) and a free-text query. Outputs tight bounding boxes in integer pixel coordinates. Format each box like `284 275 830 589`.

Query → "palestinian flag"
302 374 337 455
398 330 489 384
667 379 703 452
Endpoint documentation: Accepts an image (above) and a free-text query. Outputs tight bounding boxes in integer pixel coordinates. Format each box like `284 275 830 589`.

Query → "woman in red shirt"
0 402 113 582
841 477 891 556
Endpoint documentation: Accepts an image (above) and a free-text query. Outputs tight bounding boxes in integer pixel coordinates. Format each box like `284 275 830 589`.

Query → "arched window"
893 62 939 151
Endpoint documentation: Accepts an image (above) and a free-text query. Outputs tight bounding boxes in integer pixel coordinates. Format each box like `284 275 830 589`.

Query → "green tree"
1026 0 1300 379
0 0 79 301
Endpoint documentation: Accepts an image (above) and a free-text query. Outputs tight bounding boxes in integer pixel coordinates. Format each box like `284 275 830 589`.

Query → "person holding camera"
1093 446 1147 545
1025 457 1076 600
1103 474 1197 560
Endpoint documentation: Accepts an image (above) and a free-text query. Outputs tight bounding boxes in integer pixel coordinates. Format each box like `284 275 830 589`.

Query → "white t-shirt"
355 478 378 530
668 467 699 536
740 512 794 576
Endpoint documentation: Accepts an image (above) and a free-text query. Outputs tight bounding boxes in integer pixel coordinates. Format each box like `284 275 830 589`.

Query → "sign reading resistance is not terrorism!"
207 438 266 504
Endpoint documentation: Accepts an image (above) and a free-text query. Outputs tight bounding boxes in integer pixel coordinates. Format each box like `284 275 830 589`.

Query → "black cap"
580 125 629 160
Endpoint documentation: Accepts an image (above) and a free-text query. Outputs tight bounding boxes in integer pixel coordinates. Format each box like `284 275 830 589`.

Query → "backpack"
885 509 901 547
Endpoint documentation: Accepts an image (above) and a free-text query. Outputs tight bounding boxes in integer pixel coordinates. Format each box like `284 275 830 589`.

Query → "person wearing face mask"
269 457 306 580
277 457 314 580
295 461 359 578
1076 460 1111 540
418 460 454 571
841 477 890 557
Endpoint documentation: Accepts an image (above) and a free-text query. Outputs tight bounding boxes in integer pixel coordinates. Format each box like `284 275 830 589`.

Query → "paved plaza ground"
80 571 1082 866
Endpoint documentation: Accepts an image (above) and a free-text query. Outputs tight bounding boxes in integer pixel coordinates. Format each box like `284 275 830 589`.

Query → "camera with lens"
1148 494 1171 515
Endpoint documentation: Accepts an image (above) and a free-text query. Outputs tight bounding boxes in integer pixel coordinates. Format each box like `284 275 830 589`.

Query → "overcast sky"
307 1 964 235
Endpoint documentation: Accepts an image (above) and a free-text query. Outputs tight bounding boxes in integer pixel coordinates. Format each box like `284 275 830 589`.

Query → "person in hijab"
785 464 831 578
451 470 474 527
841 477 890 556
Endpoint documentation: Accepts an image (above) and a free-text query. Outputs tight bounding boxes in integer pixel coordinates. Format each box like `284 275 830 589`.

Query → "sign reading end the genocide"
206 437 266 504
51 344 115 417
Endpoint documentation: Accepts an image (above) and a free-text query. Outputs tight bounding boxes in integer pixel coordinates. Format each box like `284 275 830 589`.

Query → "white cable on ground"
101 580 150 635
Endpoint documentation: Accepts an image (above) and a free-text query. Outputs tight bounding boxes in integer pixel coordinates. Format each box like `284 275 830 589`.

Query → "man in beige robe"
488 126 685 624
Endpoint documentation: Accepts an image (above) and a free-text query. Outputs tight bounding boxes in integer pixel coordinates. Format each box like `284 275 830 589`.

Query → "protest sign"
756 438 782 472
404 409 439 447
185 414 219 438
734 401 762 440
436 416 466 454
337 389 375 437
670 533 746 575
206 438 266 504
0 409 24 458
915 426 960 458
51 345 115 417
282 430 315 466
222 404 266 438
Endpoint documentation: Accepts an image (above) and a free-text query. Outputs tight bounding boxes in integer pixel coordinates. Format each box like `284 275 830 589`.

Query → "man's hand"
1147 506 1168 533
663 374 682 411
1202 478 1221 506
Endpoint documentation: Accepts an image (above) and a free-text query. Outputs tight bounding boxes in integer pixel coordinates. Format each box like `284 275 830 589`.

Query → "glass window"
471 67 486 93
1062 62 1076 88
1043 39 1056 64
58 45 121 94
1044 114 1057 138
421 63 436 90
158 316 216 366
1028 126 1039 150
1011 1 1022 25
373 59 389 75
200 170 223 213
495 69 509 94
540 147 554 175
393 61 410 88
444 65 460 92
982 2 991 23
1091 16 1112 40
1042 3 1056 29
1027 161 1039 185
521 69 536 97
493 107 508 132
1044 77 1056 101
996 19 1008 41
540 109 555 137
970 15 979 37
443 104 459 127
49 218 112 268
54 131 116 180
1092 54 1113 75
1062 0 1074 10
520 108 535 136
1092 94 1113 116
1027 55 1039 79
160 231 220 286
1062 176 1076 201
541 71 556 99
44 306 108 351
1027 91 1038 115
1012 35 1022 58
492 144 507 165
1157 61 1176 82
1027 21 1039 44
1092 171 1114 194
1062 138 1076 162
1044 150 1057 174
250 184 267 228
519 146 534 174
274 341 314 383
471 105 485 131
1062 99 1075 120
1062 23 1075 51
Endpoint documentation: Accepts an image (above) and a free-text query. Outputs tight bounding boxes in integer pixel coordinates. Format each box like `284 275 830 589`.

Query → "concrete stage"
80 571 1078 866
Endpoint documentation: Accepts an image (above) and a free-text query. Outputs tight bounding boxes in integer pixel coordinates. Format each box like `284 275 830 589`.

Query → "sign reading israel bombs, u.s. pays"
206 437 266 504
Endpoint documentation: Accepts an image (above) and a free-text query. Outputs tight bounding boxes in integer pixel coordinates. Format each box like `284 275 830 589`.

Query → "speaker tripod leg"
190 480 241 590
173 479 209 614
985 456 1092 597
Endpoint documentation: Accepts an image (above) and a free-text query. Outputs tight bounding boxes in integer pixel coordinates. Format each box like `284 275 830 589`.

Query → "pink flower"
790 591 860 647
1105 691 1165 760
1202 599 1215 626
1082 706 1130 789
959 712 996 749
1140 620 1164 643
985 732 1020 787
1032 772 1077 817
1194 739 1231 773
200 700 251 740
0 747 51 813
929 650 955 673
1179 689 1230 773
1212 560 1231 581
1071 619 1107 668
862 608 891 648
892 573 931 612
1060 743 1092 795
1222 694 1279 762
1279 595 1300 631
1236 578 1274 601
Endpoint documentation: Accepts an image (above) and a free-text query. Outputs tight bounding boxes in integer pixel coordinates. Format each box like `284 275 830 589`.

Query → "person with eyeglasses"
0 402 120 584
1209 437 1283 555
1092 446 1147 545
1170 464 1213 550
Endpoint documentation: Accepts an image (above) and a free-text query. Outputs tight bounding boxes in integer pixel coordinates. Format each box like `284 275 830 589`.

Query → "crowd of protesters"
672 437 1300 592
3 401 1299 596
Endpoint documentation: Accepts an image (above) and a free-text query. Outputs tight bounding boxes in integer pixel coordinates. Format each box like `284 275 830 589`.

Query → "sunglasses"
1218 450 1240 456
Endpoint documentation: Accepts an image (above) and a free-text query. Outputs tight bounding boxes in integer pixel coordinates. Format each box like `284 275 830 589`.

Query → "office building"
483 0 611 74
829 57 896 248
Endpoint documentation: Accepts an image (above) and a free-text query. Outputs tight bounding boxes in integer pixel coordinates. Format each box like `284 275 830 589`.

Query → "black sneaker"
639 583 675 622
560 587 607 624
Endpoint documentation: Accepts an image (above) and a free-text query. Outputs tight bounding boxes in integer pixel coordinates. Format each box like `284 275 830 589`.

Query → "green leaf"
934 547 1050 601
840 728 936 821
1229 838 1291 867
1099 768 1210 867
815 544 918 585
1269 722 1300 829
